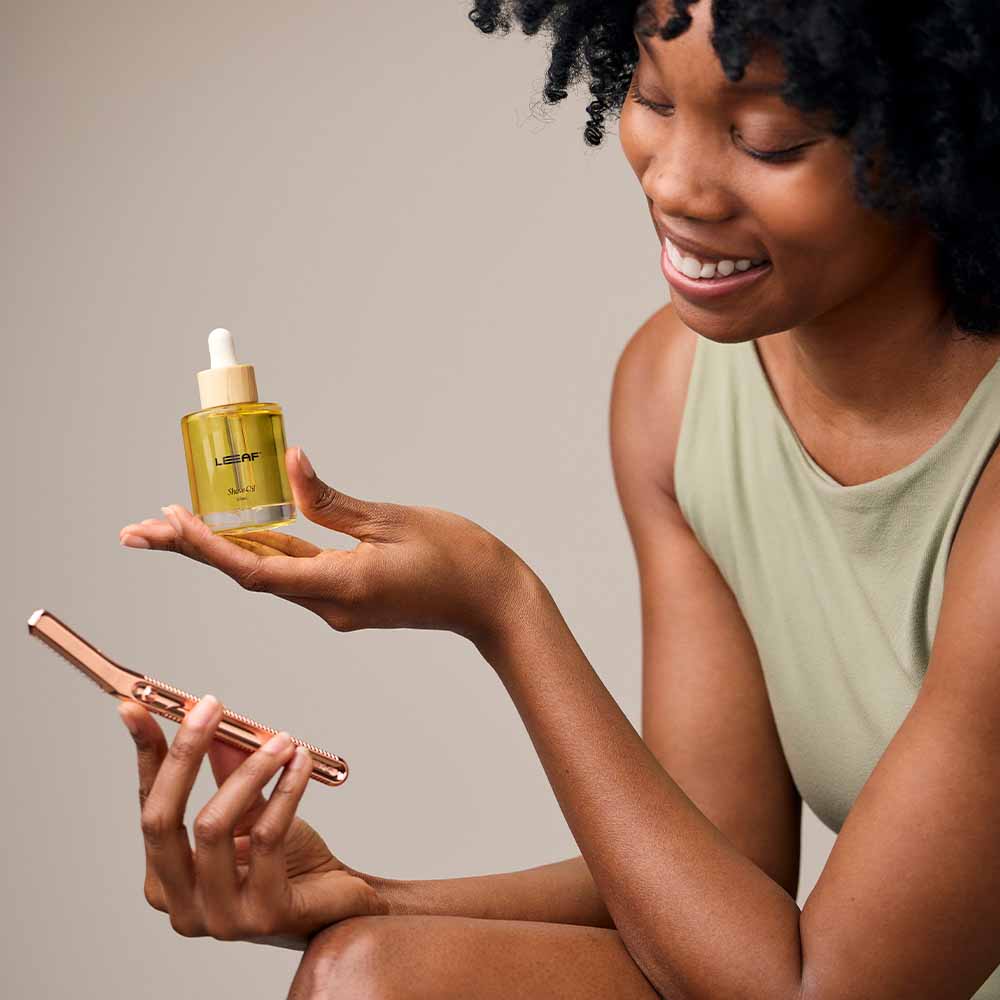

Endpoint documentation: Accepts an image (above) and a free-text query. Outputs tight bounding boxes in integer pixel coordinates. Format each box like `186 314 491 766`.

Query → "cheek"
752 151 900 299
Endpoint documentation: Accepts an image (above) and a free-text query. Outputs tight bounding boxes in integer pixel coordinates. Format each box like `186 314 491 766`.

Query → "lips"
660 239 772 301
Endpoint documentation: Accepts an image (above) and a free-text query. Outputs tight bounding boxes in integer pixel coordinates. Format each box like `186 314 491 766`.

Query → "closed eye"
732 129 815 163
629 85 674 117
629 84 816 164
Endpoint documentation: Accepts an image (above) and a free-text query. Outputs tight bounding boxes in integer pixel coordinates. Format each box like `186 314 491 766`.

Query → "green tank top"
674 335 1000 837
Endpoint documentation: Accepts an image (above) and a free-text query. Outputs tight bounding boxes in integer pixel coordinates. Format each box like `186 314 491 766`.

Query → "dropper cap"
196 328 259 408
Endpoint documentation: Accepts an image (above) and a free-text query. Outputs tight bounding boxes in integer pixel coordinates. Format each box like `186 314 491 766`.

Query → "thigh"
287 914 660 1000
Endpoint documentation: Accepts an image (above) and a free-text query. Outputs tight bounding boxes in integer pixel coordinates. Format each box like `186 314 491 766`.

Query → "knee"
286 916 402 1000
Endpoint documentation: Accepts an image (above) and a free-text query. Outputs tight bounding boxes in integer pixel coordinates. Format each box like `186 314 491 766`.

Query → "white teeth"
664 238 767 280
680 257 702 278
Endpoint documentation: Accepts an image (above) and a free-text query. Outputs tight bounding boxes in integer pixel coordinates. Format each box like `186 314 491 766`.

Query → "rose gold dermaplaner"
26 609 348 787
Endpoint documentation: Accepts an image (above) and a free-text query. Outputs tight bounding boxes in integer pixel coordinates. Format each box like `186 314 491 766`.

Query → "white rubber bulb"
208 327 239 369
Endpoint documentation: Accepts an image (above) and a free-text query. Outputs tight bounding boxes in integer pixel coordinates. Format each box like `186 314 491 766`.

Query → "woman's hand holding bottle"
119 446 539 649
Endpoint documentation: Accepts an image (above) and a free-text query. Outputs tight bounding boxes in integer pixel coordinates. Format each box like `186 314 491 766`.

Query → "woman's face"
619 1 927 343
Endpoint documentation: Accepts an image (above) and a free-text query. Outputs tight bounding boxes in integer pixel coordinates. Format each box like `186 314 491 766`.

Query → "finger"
119 519 181 549
118 700 170 908
203 740 274 873
244 745 313 903
160 504 312 594
140 694 222 922
205 736 261 874
118 701 168 813
194 732 296 922
224 532 324 562
167 504 354 600
288 446 400 540
118 518 212 565
230 529 323 559
205 739 268 836
225 535 295 559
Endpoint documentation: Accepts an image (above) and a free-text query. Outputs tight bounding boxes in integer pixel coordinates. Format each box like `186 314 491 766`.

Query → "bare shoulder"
610 300 698 500
609 304 803 899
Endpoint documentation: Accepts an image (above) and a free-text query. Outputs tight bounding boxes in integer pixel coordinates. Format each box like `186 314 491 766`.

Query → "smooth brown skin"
117 693 384 950
118 3 1000 998
624 1 1000 474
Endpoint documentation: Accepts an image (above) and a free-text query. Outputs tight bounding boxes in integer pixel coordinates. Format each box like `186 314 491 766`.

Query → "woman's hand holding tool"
117 693 385 950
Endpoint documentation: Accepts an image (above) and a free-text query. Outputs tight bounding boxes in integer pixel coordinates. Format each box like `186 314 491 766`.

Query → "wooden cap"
197 364 258 409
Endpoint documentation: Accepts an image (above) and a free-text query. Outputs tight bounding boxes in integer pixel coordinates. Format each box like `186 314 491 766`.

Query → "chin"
668 296 774 344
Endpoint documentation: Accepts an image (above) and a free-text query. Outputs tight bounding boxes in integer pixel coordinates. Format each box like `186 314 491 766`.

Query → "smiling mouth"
663 236 769 280
660 239 772 300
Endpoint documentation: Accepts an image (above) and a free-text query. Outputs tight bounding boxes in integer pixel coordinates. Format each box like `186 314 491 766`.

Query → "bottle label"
214 451 261 467
182 410 291 516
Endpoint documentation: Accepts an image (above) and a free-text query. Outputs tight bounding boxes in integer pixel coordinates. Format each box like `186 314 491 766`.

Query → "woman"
117 1 1000 997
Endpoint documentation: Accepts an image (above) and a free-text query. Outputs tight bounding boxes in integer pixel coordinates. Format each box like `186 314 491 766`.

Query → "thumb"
287 446 398 539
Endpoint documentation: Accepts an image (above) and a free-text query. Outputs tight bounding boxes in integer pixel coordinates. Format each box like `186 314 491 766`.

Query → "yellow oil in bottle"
181 329 296 534
181 403 295 533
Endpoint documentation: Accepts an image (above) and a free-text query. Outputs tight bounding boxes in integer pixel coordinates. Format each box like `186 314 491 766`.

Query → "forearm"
476 566 804 1000
353 854 614 927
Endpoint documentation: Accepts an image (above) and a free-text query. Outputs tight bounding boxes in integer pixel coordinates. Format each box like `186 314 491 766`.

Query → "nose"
640 125 735 225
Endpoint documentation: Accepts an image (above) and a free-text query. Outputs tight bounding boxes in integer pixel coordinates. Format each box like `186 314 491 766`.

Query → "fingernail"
292 746 312 769
262 731 293 754
298 448 315 479
121 534 151 549
161 506 182 535
187 694 220 729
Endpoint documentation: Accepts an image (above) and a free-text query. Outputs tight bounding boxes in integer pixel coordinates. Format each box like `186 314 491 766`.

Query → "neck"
774 231 998 433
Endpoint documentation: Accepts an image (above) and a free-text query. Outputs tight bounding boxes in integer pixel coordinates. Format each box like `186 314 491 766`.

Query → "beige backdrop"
5 2 836 996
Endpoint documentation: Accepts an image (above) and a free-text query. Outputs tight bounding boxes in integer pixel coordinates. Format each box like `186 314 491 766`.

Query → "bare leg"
287 914 661 1000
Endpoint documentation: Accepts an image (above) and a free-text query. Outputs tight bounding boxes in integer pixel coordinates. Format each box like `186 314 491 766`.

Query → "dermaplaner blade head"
26 608 140 695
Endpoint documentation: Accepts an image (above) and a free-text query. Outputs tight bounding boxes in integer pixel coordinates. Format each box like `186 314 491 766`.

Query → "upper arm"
798 454 1000 1000
609 304 802 901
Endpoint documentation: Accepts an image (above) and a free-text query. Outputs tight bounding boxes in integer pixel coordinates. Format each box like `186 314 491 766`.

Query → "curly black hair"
468 0 1000 337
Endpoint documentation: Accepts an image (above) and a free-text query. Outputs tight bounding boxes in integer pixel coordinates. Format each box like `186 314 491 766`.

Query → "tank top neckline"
745 337 1000 493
